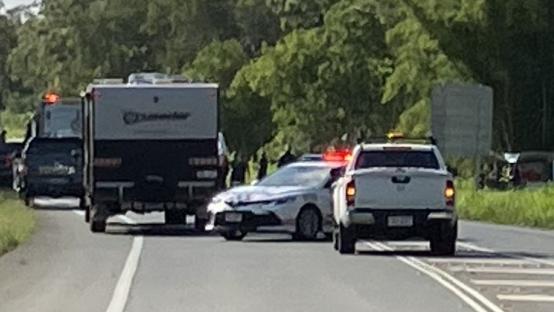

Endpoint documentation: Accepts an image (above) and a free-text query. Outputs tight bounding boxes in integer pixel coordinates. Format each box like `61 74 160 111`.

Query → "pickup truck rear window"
26 141 80 155
355 151 439 169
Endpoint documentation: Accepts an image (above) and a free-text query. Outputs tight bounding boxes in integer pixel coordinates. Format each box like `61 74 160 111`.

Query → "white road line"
459 242 554 267
105 214 142 312
73 208 143 312
454 267 554 275
472 280 554 287
365 241 502 312
457 242 495 253
380 242 505 312
106 236 143 312
497 294 554 303
427 258 529 265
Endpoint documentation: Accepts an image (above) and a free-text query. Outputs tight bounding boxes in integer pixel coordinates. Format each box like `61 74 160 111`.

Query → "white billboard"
431 84 493 158
92 85 218 140
43 104 82 138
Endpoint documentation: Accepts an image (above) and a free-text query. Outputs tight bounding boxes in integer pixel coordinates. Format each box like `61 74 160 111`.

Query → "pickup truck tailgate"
353 168 448 209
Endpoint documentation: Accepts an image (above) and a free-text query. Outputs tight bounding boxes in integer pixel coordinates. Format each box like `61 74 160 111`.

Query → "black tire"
430 222 457 256
338 223 355 254
294 206 321 241
165 210 187 225
90 205 107 233
222 230 246 241
24 195 32 207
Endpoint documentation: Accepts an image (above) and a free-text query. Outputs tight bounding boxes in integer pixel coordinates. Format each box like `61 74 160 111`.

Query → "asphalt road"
1 199 553 312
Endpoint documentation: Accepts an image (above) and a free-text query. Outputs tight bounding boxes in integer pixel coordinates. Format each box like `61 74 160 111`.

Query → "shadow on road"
105 222 217 237
356 246 553 260
242 237 331 244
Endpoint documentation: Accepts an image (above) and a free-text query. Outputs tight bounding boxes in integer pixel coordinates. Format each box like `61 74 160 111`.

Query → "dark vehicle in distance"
20 137 83 205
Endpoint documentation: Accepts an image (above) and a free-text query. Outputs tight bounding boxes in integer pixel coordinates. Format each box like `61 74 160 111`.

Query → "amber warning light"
43 93 60 105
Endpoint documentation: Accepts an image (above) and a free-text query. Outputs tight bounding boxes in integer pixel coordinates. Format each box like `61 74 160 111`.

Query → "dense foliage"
0 0 553 157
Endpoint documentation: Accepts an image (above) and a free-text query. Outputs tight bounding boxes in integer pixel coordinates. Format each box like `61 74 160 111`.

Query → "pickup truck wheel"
338 223 355 254
90 205 107 233
165 210 186 225
222 230 246 241
294 207 321 241
430 222 457 256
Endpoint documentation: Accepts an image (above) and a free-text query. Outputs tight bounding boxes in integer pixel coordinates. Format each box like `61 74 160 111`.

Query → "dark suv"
21 138 83 204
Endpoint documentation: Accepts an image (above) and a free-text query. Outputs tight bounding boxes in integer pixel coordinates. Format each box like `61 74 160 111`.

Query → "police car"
206 153 348 241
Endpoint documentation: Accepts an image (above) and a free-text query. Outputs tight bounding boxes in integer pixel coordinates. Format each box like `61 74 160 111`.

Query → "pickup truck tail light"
445 180 455 206
346 180 356 206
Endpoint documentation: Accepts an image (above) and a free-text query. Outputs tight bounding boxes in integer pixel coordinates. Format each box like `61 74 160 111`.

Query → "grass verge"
0 191 35 256
457 181 554 229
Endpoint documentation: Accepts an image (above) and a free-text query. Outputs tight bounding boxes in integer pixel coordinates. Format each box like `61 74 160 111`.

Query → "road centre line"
426 258 530 265
364 241 502 312
71 209 142 312
104 214 142 312
106 235 143 312
497 294 554 303
471 280 554 287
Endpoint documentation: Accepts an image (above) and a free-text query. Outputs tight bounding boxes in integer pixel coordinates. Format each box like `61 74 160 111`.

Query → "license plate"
224 212 243 223
387 216 414 227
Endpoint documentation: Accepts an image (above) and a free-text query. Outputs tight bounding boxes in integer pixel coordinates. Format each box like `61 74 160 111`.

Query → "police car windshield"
258 165 331 188
355 151 439 169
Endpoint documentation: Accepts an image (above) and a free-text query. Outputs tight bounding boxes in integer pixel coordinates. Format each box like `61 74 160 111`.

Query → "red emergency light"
323 149 352 162
43 92 60 105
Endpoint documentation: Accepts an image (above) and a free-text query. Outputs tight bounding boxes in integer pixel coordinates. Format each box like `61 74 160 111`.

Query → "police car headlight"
270 196 297 206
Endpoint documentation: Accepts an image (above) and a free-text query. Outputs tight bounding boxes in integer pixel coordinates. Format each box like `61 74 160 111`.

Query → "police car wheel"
222 230 246 241
295 207 321 241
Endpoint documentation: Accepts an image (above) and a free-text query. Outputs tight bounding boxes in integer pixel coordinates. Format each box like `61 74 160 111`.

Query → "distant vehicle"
298 150 352 162
82 74 221 232
206 155 348 241
19 137 83 205
27 92 82 140
332 135 457 255
298 154 323 162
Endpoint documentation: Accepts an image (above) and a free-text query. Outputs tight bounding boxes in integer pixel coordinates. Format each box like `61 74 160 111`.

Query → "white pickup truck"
332 140 457 255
